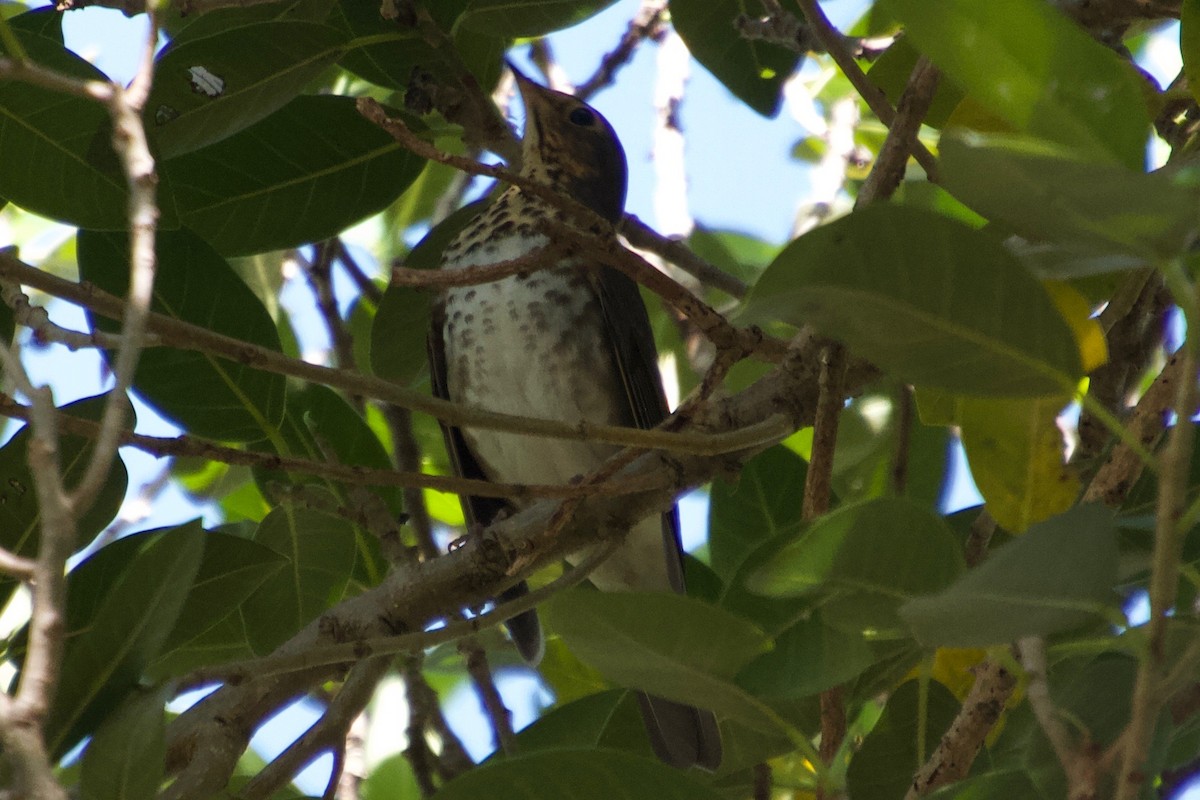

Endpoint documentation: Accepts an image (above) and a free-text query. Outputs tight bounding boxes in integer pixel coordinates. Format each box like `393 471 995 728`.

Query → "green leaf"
242 502 358 653
372 201 479 382
686 225 780 287
149 531 287 678
1049 653 1136 746
371 284 433 385
263 383 403 516
883 0 1149 167
846 680 961 800
740 204 1084 397
513 689 653 756
709 445 806 582
867 38 963 129
899 504 1119 646
146 21 349 158
164 96 427 255
458 0 617 37
45 524 204 758
332 0 427 90
0 394 129 584
0 32 129 229
1180 0 1200 107
940 132 1200 263
431 748 725 800
362 753 422 800
8 7 63 40
736 610 875 699
748 497 963 637
670 0 800 117
542 591 779 729
925 770 1042 800
80 684 170 800
163 0 336 43
78 229 287 442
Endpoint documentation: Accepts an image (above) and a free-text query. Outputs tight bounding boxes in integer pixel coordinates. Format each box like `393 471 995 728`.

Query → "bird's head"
510 65 629 224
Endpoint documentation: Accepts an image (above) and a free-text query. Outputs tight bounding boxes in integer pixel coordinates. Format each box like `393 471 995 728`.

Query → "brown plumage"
428 65 721 771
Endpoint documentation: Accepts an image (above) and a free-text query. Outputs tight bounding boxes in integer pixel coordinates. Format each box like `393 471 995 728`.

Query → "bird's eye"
568 107 595 126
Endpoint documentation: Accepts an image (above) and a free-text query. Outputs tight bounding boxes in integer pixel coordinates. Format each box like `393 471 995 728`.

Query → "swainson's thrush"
428 66 722 771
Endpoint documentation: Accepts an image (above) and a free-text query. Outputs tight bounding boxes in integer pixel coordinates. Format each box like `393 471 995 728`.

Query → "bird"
427 64 722 771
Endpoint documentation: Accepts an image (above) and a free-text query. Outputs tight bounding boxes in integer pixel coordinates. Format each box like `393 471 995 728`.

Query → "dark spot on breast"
464 289 476 301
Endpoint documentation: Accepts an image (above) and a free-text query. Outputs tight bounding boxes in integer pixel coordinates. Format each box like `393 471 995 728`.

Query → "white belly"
441 234 672 592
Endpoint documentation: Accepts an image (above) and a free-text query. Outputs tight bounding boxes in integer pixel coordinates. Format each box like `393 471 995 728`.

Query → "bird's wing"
428 301 543 663
428 300 509 528
591 264 687 595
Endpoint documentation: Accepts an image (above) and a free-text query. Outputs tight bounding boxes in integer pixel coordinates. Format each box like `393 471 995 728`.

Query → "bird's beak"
506 60 537 105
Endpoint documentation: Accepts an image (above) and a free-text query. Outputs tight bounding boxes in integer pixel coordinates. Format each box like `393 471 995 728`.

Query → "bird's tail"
637 692 722 771
499 581 545 664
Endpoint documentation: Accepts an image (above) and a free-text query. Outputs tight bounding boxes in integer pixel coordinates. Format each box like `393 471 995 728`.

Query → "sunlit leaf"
958 394 1079 532
884 0 1149 167
940 132 1200 262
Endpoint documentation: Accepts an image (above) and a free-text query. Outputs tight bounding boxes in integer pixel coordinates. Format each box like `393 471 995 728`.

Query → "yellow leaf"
903 648 987 700
958 395 1080 532
1043 280 1108 373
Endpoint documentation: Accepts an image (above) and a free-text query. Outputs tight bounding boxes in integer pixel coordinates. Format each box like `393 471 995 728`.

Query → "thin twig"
0 280 136 350
0 392 663 503
1082 352 1187 506
1018 636 1098 797
805 343 847 798
543 220 787 362
238 658 392 800
620 215 749 298
459 639 515 753
69 12 161 512
576 0 667 100
856 57 941 204
792 0 939 180
306 241 357 372
334 240 384 306
752 762 772 800
391 243 566 288
0 251 793 456
890 384 914 494
1115 332 1198 798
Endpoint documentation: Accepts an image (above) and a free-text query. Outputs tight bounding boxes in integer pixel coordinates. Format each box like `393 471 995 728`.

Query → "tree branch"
0 251 792 457
162 333 833 798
